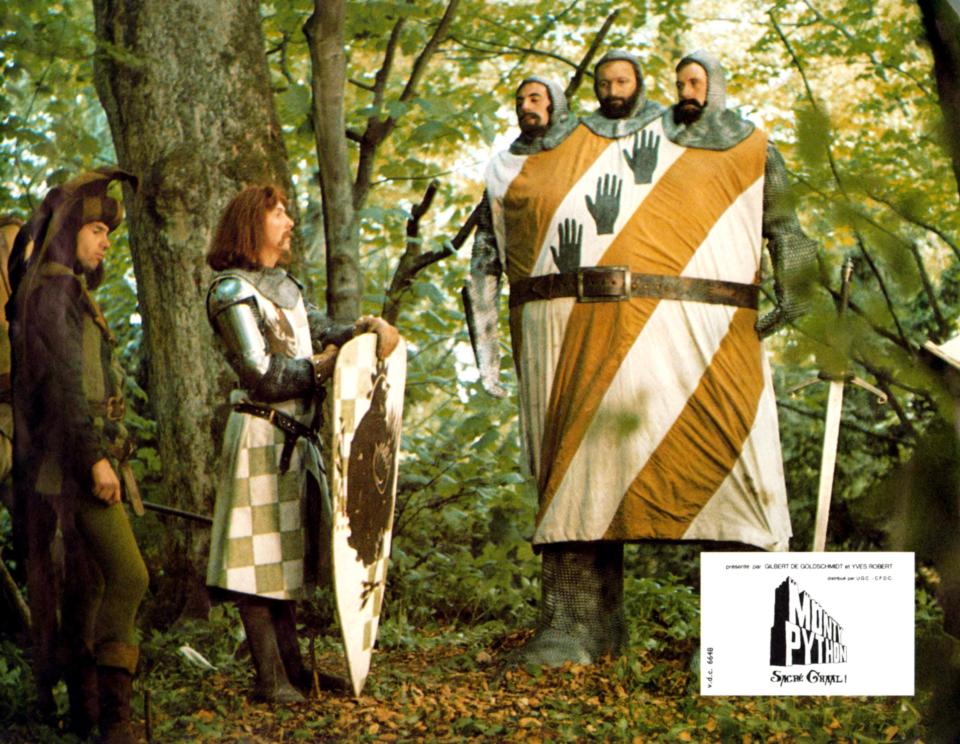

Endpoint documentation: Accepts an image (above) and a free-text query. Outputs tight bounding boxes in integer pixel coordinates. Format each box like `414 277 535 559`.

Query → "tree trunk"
91 0 295 617
918 0 960 196
304 0 361 322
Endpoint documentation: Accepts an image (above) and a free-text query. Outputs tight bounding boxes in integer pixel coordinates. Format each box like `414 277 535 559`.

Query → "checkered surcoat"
206 276 322 600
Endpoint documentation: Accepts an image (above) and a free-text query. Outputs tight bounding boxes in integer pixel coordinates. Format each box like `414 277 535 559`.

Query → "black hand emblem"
623 130 660 184
549 219 583 273
585 174 622 235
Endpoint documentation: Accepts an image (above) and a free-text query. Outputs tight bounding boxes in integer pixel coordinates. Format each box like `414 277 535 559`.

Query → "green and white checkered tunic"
206 275 322 600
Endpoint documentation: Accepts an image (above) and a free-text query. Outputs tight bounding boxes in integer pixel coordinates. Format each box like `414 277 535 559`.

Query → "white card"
700 552 914 696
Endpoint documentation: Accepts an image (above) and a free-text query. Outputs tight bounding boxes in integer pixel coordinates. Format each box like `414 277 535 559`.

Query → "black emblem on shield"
345 363 399 566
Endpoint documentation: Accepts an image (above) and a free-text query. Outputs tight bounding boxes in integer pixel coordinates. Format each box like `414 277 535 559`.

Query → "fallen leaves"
2 626 921 742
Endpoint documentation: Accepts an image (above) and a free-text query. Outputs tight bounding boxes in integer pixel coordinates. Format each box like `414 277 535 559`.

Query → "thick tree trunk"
91 0 294 617
918 0 960 196
304 0 361 322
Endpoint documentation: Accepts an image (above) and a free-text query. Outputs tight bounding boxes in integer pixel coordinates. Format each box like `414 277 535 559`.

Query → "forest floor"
2 624 926 743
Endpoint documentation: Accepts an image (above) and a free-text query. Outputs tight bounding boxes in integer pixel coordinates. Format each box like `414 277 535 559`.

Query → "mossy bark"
91 0 295 617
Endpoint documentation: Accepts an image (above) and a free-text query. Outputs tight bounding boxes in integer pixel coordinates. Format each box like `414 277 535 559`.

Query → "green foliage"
376 233 540 633
0 0 115 217
135 607 249 741
0 639 29 721
625 574 700 652
748 0 959 553
2 1 959 738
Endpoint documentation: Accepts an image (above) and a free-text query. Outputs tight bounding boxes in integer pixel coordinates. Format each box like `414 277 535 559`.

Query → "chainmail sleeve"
250 353 316 403
305 305 355 349
207 277 315 403
757 144 818 338
463 193 506 397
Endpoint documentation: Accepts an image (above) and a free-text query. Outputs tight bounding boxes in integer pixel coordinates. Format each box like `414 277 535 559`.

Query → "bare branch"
770 10 911 348
836 199 951 339
565 10 620 98
801 0 933 100
769 12 843 189
846 298 914 351
858 217 952 340
352 0 461 211
380 184 485 324
0 549 30 631
777 399 907 445
371 163 481 186
909 240 949 338
267 31 295 87
348 78 376 92
400 0 460 104
866 189 960 262
449 34 582 71
382 180 440 323
852 228 909 344
856 359 917 436
373 19 405 110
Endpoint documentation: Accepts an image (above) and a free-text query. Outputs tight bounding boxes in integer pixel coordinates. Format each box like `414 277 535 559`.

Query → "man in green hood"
10 168 148 743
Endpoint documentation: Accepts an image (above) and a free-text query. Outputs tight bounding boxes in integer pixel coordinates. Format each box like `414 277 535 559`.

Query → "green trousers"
71 499 149 672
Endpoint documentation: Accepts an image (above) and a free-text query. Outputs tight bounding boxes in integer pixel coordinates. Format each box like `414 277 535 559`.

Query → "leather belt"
509 266 759 309
234 402 318 474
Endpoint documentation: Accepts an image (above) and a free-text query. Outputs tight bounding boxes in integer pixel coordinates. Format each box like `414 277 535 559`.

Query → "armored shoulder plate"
207 275 257 321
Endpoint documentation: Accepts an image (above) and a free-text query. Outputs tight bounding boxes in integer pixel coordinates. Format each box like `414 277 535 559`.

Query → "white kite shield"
330 332 406 697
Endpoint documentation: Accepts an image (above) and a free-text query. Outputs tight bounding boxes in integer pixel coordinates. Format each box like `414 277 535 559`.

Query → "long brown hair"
207 185 287 271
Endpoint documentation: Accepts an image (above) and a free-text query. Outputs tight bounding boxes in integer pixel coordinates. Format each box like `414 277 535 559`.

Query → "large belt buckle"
576 266 632 303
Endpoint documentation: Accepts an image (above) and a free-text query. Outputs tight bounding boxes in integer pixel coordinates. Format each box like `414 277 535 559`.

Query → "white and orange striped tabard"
484 118 791 550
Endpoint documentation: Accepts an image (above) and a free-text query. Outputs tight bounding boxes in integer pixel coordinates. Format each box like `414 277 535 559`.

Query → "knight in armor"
204 184 398 703
9 168 149 743
464 74 579 398
465 50 817 667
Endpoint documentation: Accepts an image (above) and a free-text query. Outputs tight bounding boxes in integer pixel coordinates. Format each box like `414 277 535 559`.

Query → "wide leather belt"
234 402 318 474
509 266 759 309
235 402 317 443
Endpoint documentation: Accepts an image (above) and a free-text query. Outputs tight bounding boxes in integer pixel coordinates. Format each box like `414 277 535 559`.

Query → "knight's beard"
277 236 292 264
674 98 706 125
599 89 640 120
518 113 547 138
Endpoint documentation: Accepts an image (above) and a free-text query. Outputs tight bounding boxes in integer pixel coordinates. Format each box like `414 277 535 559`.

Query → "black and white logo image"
769 577 847 666
700 552 913 695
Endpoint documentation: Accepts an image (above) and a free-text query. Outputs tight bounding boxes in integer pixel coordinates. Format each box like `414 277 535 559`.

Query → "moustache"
673 98 706 125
